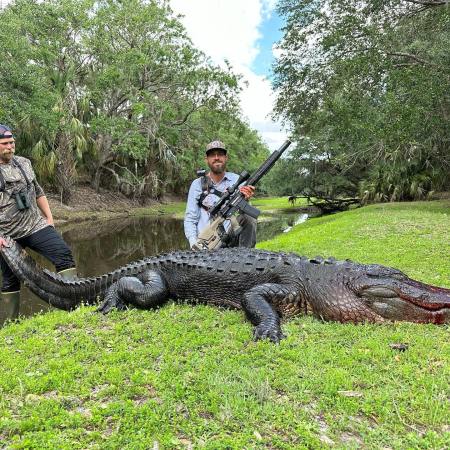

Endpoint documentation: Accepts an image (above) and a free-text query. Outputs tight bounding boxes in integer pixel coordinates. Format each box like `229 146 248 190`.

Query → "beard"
208 162 225 174
0 151 14 164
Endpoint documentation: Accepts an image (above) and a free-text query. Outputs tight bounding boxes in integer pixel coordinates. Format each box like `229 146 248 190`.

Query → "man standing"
0 124 76 322
184 140 257 250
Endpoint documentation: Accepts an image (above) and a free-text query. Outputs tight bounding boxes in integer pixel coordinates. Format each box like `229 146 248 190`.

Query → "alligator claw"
96 284 127 314
97 297 127 314
253 325 285 343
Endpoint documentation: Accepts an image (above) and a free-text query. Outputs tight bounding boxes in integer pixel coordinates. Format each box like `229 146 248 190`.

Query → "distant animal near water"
288 195 301 206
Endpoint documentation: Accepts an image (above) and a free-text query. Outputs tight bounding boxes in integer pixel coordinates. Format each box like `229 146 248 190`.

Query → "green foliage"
263 138 360 197
360 159 440 203
273 0 450 201
0 0 268 201
165 108 269 195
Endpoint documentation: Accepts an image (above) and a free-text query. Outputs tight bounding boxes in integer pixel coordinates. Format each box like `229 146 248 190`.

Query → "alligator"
1 237 449 342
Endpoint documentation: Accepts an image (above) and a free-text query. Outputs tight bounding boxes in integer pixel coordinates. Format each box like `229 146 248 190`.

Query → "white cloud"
170 0 288 150
272 42 283 60
171 0 262 68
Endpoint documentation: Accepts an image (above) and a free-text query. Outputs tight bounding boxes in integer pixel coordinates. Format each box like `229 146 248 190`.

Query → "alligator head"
350 264 450 324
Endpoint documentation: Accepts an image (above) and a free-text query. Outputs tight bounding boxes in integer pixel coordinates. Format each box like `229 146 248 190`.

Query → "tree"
0 0 93 203
0 0 266 202
273 0 450 201
84 0 242 199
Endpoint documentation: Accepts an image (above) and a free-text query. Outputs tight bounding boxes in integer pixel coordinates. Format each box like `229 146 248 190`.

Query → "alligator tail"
0 237 154 310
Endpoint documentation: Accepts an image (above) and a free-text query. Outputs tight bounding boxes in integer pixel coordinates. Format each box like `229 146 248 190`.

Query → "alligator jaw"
361 279 450 324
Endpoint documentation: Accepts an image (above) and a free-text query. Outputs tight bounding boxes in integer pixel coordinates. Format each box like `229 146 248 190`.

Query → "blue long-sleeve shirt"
184 172 239 248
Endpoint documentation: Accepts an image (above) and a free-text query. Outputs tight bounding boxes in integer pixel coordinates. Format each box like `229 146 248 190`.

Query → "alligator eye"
366 273 380 279
383 271 406 281
366 269 405 280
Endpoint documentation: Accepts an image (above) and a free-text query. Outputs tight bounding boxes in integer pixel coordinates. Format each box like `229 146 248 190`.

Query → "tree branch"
388 52 443 69
405 0 448 7
170 100 209 127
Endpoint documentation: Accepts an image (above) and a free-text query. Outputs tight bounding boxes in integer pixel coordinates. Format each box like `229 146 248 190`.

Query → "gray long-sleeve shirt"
184 172 239 248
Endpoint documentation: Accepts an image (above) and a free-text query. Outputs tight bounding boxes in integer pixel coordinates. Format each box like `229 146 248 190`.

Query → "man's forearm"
184 186 200 245
36 196 54 226
184 218 198 248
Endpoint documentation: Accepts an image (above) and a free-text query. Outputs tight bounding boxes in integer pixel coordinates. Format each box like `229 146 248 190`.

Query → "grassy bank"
50 192 301 225
1 200 449 449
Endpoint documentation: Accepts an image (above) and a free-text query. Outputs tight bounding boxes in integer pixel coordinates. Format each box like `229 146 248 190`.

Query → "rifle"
192 139 292 251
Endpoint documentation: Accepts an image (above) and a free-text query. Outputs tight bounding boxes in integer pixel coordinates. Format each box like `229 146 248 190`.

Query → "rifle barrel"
246 140 291 186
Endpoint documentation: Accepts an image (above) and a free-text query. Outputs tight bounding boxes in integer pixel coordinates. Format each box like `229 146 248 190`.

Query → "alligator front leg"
97 270 169 314
243 284 291 343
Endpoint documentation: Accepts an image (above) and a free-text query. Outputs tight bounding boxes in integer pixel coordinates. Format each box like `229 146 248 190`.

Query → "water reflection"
1 210 309 323
63 216 189 277
283 213 309 233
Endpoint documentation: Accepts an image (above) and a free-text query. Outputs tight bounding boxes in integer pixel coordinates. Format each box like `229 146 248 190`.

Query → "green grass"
1 199 449 449
260 200 450 287
129 201 187 219
252 196 308 211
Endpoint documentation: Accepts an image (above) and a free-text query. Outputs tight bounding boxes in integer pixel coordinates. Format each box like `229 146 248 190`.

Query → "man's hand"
0 236 10 249
239 185 255 200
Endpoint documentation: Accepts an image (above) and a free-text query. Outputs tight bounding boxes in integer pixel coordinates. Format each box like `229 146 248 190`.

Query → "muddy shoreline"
47 185 181 225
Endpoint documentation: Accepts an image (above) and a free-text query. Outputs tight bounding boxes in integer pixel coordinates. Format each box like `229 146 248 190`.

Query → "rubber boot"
57 267 78 280
0 290 20 324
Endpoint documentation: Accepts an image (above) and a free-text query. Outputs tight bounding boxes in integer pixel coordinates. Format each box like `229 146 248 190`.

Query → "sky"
1 0 287 150
170 0 287 150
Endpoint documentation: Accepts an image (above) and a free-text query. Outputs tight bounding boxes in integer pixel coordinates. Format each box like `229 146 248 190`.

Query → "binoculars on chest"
13 189 31 210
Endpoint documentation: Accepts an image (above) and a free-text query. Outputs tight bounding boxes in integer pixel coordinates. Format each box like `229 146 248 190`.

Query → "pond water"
1 209 313 324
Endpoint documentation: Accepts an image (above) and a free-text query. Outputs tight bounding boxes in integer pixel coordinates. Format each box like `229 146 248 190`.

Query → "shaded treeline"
0 0 269 203
263 0 449 202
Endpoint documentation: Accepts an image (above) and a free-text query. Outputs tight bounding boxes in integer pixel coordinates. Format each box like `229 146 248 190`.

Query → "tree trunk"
55 132 76 204
92 134 113 192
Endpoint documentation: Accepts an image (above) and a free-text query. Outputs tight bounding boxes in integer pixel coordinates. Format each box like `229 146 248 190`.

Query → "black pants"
1 226 75 292
228 214 257 248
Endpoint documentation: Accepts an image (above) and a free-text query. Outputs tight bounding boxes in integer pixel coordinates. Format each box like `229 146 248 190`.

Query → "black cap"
0 124 13 140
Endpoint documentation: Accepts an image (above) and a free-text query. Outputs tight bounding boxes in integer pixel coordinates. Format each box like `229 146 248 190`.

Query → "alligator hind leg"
243 284 290 343
97 282 127 314
97 270 169 314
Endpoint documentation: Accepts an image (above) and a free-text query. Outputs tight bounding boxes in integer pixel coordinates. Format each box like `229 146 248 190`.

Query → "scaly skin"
1 237 449 342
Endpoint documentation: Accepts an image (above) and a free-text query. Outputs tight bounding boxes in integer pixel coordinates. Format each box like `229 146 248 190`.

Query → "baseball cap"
0 124 13 141
205 140 227 155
